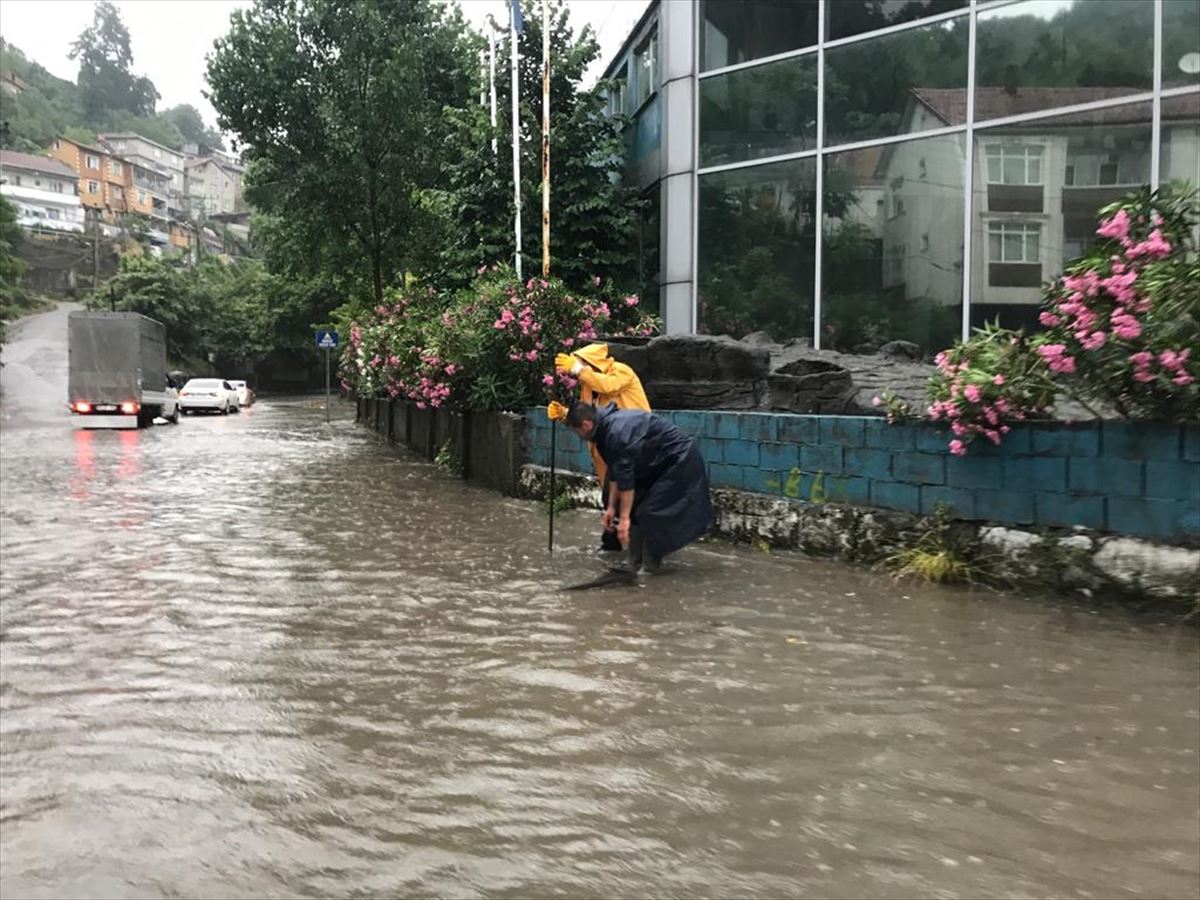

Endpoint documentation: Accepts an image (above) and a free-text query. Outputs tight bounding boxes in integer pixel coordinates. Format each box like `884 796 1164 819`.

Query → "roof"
99 132 181 156
0 149 79 179
601 0 660 81
54 135 108 154
912 87 1200 125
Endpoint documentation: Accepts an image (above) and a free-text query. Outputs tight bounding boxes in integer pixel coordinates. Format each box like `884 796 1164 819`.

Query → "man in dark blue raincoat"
564 403 713 570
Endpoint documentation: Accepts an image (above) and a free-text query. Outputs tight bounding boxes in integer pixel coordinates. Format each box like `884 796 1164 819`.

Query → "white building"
184 156 245 217
0 149 86 233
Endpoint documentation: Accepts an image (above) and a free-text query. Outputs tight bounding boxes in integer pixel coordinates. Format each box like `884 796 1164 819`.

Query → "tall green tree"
206 0 476 305
162 103 225 151
68 1 158 120
435 0 641 293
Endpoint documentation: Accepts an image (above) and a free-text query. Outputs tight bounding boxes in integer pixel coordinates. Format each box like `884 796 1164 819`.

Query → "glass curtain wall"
695 0 1200 355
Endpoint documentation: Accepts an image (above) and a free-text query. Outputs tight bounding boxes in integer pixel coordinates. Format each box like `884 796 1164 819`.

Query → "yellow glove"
554 353 574 373
547 400 568 422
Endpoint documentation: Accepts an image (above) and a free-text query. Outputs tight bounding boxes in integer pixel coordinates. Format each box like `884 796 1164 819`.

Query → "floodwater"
2 305 1198 900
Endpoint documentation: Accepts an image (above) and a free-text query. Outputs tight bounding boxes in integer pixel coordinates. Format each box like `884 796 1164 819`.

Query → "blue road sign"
315 330 339 350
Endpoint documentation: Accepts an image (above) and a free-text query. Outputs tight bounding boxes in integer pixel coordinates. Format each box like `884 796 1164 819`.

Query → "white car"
228 380 255 407
179 378 238 415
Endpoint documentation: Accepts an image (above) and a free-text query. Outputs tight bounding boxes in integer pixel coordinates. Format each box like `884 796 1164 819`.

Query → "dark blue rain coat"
590 405 714 559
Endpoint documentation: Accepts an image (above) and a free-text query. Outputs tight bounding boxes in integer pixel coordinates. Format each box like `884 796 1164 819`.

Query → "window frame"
87 180 100 194
987 222 1042 264
632 28 659 112
984 143 1044 186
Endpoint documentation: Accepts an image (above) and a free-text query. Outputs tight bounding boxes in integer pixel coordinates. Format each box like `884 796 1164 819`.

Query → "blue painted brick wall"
523 407 1198 544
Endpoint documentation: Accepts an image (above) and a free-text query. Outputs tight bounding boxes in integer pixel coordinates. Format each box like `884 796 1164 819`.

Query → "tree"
207 0 476 305
434 0 641 294
162 104 225 151
0 197 31 343
69 1 159 120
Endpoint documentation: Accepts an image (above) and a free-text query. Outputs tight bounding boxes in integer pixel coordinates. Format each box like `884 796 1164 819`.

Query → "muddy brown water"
1 306 1198 899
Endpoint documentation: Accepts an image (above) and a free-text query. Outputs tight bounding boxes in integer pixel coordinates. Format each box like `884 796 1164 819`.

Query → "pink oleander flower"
872 395 883 407
525 350 539 362
1096 208 1131 242
927 404 942 420
1079 331 1107 351
1172 373 1196 386
964 384 982 403
593 276 601 286
1133 369 1157 383
993 374 1006 386
1039 311 1062 328
477 265 487 274
985 430 1002 445
562 337 574 348
542 374 555 387
625 295 639 307
949 439 967 457
1125 229 1172 261
1130 351 1154 367
1111 313 1142 341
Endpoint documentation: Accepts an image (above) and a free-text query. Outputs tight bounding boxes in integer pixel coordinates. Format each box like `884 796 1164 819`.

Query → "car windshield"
229 381 246 388
186 379 223 389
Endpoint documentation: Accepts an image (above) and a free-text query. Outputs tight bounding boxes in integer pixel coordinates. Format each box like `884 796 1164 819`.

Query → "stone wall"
357 398 528 496
526 409 1200 546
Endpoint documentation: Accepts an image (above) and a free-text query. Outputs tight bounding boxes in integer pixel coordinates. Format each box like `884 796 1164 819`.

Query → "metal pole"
488 22 498 155
511 1 523 279
541 0 550 277
92 214 100 293
548 420 556 552
325 347 331 424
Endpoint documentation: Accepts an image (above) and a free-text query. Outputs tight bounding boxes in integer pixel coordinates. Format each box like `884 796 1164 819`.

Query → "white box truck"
68 311 180 429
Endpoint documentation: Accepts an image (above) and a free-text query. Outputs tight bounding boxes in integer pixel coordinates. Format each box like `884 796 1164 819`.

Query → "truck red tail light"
120 402 139 415
73 402 92 413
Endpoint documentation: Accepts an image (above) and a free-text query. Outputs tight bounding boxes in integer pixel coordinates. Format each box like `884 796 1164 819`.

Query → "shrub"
915 185 1199 454
340 266 658 411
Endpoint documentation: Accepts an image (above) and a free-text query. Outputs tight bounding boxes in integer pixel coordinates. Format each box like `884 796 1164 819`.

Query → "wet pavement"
2 305 1199 899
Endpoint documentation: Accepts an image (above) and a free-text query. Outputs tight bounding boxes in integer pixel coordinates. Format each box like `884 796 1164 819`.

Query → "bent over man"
563 402 713 572
554 343 650 551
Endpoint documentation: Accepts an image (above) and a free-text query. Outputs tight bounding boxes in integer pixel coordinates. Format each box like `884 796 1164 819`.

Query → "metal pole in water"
325 347 331 424
548 421 556 552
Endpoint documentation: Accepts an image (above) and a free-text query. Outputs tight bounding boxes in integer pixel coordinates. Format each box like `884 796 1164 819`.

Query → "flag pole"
510 0 523 279
488 20 498 155
541 0 550 278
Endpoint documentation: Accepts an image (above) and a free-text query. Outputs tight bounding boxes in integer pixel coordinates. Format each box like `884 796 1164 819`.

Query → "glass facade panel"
699 54 818 167
826 0 967 42
822 133 964 354
1163 0 1200 89
824 17 968 147
698 158 817 340
700 0 819 72
974 0 1153 122
969 102 1153 333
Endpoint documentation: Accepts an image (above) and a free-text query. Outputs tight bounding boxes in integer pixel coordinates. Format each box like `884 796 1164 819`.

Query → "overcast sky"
0 0 651 130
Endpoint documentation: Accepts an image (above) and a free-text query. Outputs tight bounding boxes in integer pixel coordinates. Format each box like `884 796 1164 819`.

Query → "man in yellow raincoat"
554 343 650 551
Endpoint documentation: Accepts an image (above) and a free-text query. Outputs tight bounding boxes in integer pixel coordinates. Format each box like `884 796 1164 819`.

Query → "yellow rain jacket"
567 343 650 486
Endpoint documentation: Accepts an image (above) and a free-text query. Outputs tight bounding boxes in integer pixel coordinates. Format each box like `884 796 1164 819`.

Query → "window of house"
988 222 1041 263
85 154 99 169
139 191 147 204
87 180 100 194
112 186 123 199
985 144 1043 185
633 30 658 109
1099 158 1120 184
47 209 61 220
110 160 123 175
889 178 905 218
608 64 628 117
11 175 21 186
53 139 61 150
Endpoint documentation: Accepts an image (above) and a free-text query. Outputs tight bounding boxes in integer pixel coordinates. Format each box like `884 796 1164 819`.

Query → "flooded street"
2 306 1198 899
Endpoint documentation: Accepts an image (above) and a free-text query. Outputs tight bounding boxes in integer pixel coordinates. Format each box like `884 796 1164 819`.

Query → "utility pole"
541 0 550 278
